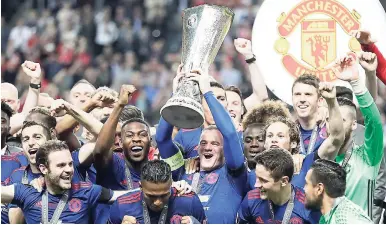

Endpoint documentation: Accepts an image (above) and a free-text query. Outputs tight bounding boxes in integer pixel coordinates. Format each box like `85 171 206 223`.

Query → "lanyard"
142 200 168 224
341 142 355 169
268 188 295 224
22 169 29 185
191 172 208 193
124 160 134 190
299 125 319 155
41 190 69 224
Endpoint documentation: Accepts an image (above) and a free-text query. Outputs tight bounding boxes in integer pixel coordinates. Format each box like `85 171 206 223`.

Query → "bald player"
1 61 42 136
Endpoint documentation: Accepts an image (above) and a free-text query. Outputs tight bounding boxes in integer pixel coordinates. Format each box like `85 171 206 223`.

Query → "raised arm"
93 85 136 169
358 51 378 100
1 185 15 204
55 90 116 134
190 74 244 170
9 61 42 135
350 30 386 84
333 54 383 167
51 99 106 137
156 70 186 179
317 83 345 160
234 38 268 111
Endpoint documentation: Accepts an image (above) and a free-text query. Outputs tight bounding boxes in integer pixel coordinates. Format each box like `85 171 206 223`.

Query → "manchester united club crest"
274 0 361 81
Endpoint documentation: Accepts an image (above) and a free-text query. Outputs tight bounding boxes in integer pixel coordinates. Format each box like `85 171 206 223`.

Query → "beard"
47 171 71 191
305 194 323 210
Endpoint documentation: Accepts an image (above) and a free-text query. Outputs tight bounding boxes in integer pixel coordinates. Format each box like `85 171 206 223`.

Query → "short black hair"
337 97 356 110
1 101 14 118
254 148 294 182
336 86 353 101
119 105 144 122
292 74 320 95
225 85 247 117
141 160 171 183
27 107 57 129
310 159 346 198
22 121 53 139
121 118 151 134
36 140 69 168
210 81 224 90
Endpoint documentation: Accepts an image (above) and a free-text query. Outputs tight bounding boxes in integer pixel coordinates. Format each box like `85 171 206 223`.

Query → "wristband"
245 55 256 64
29 83 41 89
349 79 367 96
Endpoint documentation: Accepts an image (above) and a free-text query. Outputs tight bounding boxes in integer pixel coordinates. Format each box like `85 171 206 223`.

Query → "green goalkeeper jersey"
335 91 383 219
319 197 373 224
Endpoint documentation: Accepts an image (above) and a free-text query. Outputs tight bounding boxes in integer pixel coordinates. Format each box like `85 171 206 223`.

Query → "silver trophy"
161 4 234 129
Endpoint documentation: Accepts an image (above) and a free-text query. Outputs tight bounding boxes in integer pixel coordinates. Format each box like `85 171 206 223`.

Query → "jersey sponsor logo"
205 173 219 184
290 217 304 224
68 198 82 213
170 215 182 224
35 201 57 208
255 216 264 224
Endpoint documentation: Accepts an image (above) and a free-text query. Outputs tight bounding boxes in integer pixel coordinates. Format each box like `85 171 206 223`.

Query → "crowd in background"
1 0 267 125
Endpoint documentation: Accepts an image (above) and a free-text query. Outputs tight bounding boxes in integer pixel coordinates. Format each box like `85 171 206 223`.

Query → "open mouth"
229 113 236 118
131 146 143 152
60 175 71 181
28 148 38 155
203 152 213 159
298 105 309 110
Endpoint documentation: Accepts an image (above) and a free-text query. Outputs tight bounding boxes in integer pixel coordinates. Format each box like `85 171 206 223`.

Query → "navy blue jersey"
96 152 140 190
157 92 247 224
11 182 106 224
238 186 321 224
109 188 206 224
292 152 319 189
299 125 327 154
1 155 21 185
94 153 141 223
174 128 203 159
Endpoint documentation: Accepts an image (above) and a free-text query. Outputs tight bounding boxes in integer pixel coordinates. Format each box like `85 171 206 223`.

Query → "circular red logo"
68 198 82 213
170 215 182 224
290 217 303 224
205 173 219 184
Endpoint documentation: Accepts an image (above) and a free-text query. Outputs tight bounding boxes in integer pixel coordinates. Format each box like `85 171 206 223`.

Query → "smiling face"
22 125 50 165
254 164 283 200
243 124 265 161
264 122 292 152
41 150 74 190
1 111 10 139
292 83 319 120
226 91 243 126
121 122 151 162
198 129 225 171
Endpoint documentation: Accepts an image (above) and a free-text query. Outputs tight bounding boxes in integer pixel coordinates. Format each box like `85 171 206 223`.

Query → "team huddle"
1 29 385 224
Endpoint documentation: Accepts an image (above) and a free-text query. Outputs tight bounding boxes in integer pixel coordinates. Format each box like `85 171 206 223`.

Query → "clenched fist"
349 30 375 45
51 99 72 117
319 82 336 100
118 85 137 106
122 215 137 224
21 61 42 79
234 38 254 59
331 54 359 81
358 51 378 73
91 89 117 108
